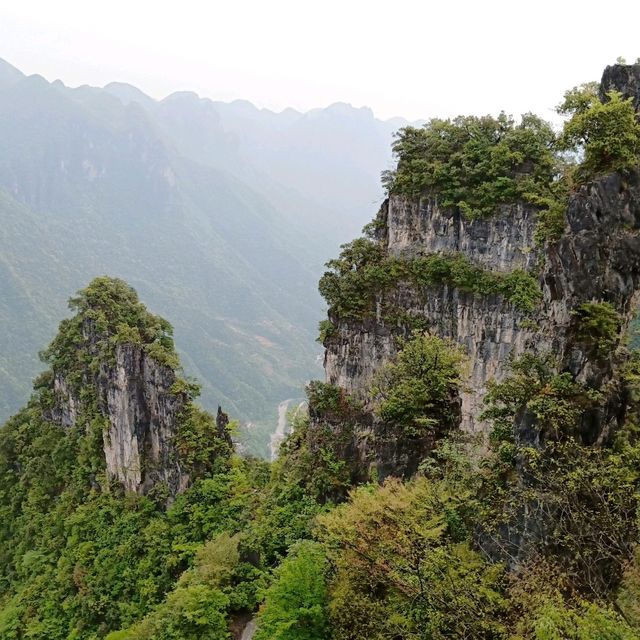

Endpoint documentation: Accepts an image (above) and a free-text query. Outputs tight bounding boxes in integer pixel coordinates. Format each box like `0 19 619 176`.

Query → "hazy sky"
1 0 639 121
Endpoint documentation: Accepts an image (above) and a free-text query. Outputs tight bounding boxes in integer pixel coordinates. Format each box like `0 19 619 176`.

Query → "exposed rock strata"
48 318 189 496
318 64 640 478
325 199 541 436
101 343 188 495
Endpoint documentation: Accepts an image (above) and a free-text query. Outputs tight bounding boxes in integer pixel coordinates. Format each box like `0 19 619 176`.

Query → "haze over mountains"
0 57 415 452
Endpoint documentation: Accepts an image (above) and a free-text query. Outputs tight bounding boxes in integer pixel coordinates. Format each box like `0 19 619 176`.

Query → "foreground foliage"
3 290 640 639
318 478 507 640
254 541 329 640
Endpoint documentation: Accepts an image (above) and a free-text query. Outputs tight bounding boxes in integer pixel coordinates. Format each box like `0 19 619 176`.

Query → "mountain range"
0 57 415 453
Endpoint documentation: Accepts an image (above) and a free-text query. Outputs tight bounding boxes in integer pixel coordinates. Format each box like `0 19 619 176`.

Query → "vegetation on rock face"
572 301 622 356
531 194 567 244
306 381 362 420
317 319 337 343
318 237 388 320
0 279 240 638
373 333 466 437
382 113 562 220
558 85 640 178
480 353 640 601
319 239 542 320
285 399 358 502
41 276 179 388
481 353 604 444
174 403 234 478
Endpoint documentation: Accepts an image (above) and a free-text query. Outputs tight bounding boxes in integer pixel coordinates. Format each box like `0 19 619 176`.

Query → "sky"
0 0 639 122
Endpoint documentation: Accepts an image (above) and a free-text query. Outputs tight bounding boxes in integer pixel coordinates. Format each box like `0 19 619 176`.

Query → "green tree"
384 113 561 219
106 533 250 640
373 333 467 436
481 353 602 443
255 541 329 640
556 82 600 117
317 478 507 640
559 89 640 178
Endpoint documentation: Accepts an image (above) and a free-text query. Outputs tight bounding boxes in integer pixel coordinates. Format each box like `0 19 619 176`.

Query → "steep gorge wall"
101 343 188 495
319 64 640 476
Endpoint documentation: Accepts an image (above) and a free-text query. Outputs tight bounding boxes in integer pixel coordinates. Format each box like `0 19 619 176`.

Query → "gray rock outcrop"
101 343 188 495
600 62 640 110
47 316 190 496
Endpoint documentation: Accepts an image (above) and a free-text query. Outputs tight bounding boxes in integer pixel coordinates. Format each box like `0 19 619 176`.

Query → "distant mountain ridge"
100 75 419 243
0 57 415 452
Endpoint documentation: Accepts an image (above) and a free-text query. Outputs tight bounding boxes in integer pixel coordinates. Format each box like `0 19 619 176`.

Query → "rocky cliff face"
325 198 541 437
101 343 188 495
42 277 233 498
318 64 640 478
49 317 190 496
600 62 640 110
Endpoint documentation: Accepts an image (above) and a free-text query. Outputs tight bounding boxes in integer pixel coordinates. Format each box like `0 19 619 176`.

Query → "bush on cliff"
373 333 466 437
382 113 563 219
558 86 640 178
319 240 542 320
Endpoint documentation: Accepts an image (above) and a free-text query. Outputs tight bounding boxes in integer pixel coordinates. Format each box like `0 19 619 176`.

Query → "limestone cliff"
325 199 541 436
317 64 640 478
600 62 640 110
101 342 188 495
43 277 231 497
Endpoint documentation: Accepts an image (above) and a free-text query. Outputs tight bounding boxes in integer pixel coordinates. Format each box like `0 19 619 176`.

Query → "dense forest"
2 62 640 639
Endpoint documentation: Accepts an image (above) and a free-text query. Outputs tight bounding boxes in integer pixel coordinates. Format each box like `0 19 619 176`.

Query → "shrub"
497 269 543 312
559 89 640 178
255 541 329 640
317 319 336 343
306 382 348 417
532 194 567 244
319 242 541 320
572 301 622 355
482 353 603 443
373 333 466 436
